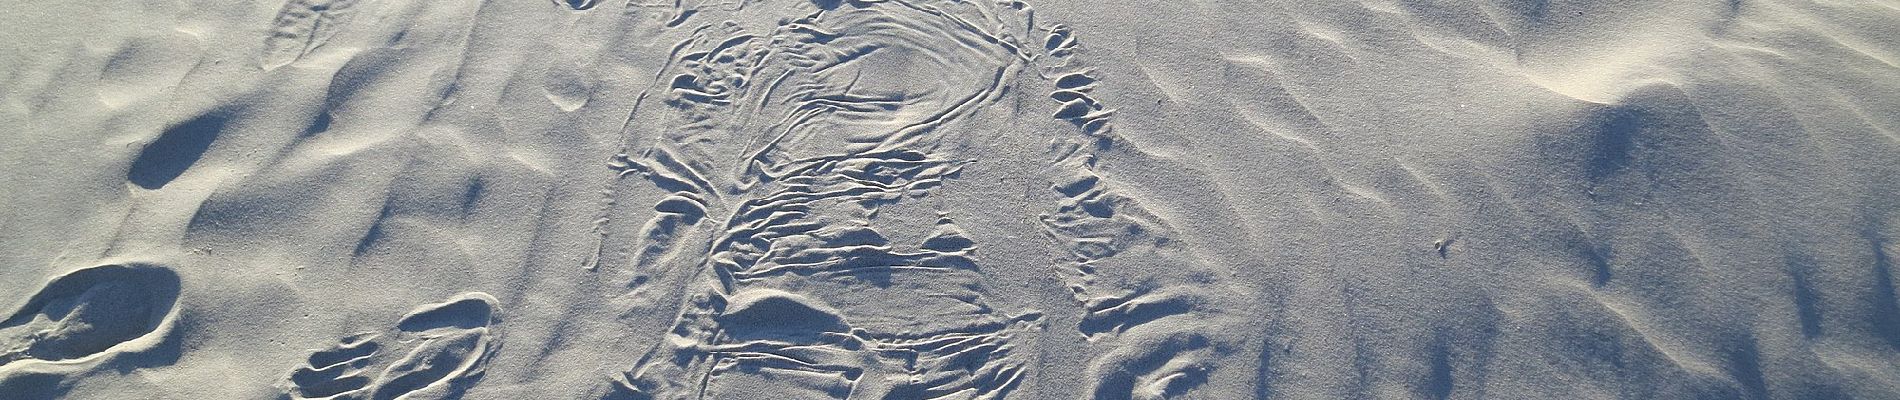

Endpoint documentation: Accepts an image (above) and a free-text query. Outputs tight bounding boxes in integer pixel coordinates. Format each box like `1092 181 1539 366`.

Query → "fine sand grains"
2 0 1900 398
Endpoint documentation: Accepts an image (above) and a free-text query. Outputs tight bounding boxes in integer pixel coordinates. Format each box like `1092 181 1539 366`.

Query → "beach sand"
3 0 1899 398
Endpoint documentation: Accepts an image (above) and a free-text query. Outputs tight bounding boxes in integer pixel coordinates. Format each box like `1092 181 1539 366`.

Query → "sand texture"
3 0 1900 398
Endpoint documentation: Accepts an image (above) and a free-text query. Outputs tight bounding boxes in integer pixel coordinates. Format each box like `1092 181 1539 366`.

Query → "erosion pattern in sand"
573 1 1250 398
2 0 1900 398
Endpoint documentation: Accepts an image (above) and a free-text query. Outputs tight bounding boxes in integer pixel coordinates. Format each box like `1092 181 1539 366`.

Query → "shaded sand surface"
2 0 1900 398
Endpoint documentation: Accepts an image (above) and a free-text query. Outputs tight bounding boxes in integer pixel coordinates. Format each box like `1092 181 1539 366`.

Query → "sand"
2 0 1898 398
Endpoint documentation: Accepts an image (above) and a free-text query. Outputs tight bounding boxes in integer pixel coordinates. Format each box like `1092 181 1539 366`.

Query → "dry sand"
2 0 1899 398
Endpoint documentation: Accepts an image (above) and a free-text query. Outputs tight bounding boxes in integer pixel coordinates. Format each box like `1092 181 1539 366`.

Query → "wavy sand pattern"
3 0 1900 398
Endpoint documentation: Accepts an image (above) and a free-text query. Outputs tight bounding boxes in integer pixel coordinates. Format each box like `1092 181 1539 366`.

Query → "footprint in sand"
262 0 367 70
282 292 501 400
0 264 182 372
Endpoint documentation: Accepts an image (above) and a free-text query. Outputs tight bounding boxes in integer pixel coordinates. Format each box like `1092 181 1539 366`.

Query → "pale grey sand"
2 0 1899 399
